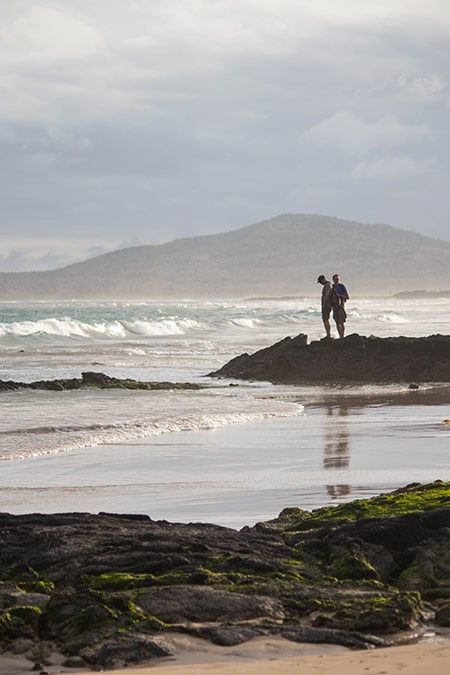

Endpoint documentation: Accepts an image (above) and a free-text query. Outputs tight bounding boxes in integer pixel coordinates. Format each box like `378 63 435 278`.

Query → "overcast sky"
1 0 449 271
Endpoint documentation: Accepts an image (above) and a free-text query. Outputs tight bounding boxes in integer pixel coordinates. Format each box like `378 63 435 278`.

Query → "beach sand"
110 642 450 675
1 385 449 529
2 633 450 675
3 637 450 675
303 382 450 409
0 387 448 675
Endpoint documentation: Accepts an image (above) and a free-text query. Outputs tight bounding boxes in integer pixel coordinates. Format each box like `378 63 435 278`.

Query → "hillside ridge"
0 214 448 299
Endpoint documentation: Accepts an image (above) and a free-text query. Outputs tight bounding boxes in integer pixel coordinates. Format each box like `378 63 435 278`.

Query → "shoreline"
302 382 450 408
0 386 448 527
87 641 450 675
3 637 450 675
0 388 449 673
1 484 450 673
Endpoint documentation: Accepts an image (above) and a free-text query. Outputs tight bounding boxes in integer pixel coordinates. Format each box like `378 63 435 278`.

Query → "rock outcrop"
1 482 450 669
208 334 450 384
0 371 202 392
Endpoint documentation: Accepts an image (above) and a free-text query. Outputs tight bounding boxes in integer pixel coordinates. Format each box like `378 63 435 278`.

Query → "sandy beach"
0 301 449 675
1 385 449 529
107 642 450 675
3 637 450 675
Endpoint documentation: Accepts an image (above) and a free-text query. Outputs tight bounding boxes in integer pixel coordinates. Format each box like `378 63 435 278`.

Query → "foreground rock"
1 482 450 669
0 371 202 392
209 333 450 384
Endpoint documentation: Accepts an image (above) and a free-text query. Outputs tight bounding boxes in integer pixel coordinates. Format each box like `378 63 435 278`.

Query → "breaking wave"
1 404 304 461
0 311 315 342
375 313 409 324
0 317 205 339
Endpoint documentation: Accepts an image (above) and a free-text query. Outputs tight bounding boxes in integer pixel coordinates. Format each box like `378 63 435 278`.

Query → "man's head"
317 275 326 284
332 274 340 284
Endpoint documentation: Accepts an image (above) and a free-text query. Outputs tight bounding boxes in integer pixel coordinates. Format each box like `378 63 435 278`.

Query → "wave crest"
2 404 304 461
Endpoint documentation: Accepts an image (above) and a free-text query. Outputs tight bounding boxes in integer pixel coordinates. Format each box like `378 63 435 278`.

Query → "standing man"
317 274 333 338
332 273 349 338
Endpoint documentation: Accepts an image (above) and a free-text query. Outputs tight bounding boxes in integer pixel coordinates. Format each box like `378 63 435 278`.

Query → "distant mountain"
0 214 449 299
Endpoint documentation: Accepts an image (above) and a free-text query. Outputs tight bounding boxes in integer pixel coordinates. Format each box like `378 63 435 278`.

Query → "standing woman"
332 274 349 338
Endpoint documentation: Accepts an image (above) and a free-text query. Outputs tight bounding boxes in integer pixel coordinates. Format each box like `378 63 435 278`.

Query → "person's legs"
322 307 331 338
333 306 346 338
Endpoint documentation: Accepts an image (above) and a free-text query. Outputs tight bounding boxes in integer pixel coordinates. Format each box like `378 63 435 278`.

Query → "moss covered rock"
0 481 449 666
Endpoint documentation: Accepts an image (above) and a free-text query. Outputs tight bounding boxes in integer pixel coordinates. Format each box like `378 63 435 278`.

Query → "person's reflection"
323 404 350 498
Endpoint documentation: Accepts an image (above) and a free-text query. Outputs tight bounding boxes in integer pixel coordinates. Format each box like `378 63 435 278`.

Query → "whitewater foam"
1 297 449 469
1 404 304 462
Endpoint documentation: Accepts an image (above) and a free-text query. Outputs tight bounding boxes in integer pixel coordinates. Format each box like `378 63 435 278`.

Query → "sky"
1 0 449 271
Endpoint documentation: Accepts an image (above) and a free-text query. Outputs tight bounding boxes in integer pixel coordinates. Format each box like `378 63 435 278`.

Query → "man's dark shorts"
322 304 331 321
333 305 347 323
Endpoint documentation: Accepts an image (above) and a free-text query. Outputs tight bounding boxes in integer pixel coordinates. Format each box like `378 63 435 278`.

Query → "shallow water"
0 297 449 525
1 400 448 528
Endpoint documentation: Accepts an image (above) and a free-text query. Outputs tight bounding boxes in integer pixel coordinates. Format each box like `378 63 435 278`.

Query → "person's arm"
335 283 349 300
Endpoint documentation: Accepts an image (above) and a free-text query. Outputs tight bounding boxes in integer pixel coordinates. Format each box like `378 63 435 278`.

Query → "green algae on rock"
0 481 449 669
256 481 450 533
0 371 204 391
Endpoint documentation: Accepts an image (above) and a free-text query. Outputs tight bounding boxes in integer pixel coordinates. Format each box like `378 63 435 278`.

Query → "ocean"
0 296 449 528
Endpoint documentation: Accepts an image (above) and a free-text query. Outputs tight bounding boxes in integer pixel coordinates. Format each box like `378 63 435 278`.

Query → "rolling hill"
0 214 449 299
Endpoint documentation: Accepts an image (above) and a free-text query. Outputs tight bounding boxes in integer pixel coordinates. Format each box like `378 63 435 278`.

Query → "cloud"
300 111 431 156
1 1 446 128
0 5 104 65
0 2 447 132
352 155 435 180
0 5 106 125
397 73 446 100
0 0 449 271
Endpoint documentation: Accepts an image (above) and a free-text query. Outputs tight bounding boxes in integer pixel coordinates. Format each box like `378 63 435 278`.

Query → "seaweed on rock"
0 482 449 669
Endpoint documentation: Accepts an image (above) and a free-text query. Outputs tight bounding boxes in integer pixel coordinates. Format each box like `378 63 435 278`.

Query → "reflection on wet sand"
323 405 350 498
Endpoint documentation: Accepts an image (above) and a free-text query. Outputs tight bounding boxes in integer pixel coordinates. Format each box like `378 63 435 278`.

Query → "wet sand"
109 642 450 675
0 385 449 528
2 637 450 675
303 382 450 409
0 388 449 674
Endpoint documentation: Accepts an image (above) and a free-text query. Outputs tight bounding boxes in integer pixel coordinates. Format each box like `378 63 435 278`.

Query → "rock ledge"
1 482 450 669
208 333 450 383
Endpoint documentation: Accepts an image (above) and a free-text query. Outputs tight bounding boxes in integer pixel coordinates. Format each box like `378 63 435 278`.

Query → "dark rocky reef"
208 333 450 384
1 482 450 669
0 371 203 392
